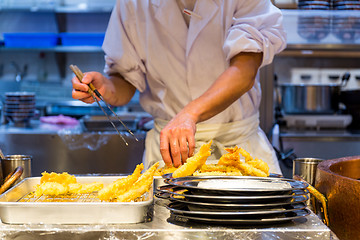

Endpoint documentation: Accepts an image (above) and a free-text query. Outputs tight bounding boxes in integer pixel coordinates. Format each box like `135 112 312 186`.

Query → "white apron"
143 112 282 174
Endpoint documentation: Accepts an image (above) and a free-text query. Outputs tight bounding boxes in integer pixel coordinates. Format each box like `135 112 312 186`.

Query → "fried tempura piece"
68 182 104 194
35 171 77 197
247 158 269 175
40 171 77 185
115 162 159 202
236 162 268 177
35 182 69 197
172 141 212 178
238 147 253 162
193 171 243 176
98 163 144 201
217 146 242 169
200 164 241 173
238 148 269 176
218 146 269 177
154 165 177 176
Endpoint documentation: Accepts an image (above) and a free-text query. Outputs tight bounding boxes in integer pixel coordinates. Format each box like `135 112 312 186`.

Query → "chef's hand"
72 71 107 104
160 112 197 167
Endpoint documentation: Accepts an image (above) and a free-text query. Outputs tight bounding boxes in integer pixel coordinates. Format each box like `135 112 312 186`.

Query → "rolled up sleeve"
102 1 147 92
223 0 287 67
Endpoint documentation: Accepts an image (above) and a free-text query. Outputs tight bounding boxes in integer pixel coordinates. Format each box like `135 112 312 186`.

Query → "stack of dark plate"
297 16 331 42
297 0 331 10
4 92 36 127
333 0 360 10
157 176 310 225
332 15 360 42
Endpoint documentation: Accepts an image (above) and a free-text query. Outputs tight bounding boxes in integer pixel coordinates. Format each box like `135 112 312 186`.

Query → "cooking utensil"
293 158 323 186
1 155 31 185
313 156 360 240
0 148 5 159
0 166 23 195
0 176 153 224
70 65 138 145
279 72 350 114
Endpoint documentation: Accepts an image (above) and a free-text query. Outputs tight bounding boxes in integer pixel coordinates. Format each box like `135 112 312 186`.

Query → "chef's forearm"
105 73 137 106
181 52 263 123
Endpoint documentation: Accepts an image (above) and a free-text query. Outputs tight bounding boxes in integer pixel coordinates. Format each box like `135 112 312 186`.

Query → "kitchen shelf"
0 6 113 13
0 46 103 52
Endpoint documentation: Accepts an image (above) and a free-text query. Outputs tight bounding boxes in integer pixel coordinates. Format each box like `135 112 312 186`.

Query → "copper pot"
315 156 360 240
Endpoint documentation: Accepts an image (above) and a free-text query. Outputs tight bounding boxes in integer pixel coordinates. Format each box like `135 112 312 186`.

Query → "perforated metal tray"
0 176 153 224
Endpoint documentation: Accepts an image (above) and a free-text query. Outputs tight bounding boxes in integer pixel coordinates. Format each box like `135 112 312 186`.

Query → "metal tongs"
70 65 138 146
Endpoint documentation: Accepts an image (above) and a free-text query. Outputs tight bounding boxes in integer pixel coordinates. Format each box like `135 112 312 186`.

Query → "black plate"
169 194 309 211
166 202 307 218
160 185 309 204
169 208 310 225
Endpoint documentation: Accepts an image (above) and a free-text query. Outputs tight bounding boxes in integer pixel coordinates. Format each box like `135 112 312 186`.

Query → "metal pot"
279 73 350 114
315 156 360 240
279 83 341 114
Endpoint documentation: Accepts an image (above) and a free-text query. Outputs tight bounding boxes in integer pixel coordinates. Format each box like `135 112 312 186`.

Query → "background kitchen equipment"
279 71 350 115
339 69 360 129
293 158 324 186
0 167 23 195
341 89 360 129
3 92 36 127
315 155 360 240
277 68 355 129
293 158 324 210
1 155 31 184
0 149 30 194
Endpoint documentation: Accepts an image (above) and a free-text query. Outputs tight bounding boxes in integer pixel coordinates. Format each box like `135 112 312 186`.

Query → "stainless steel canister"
293 158 324 185
2 155 32 184
293 158 324 210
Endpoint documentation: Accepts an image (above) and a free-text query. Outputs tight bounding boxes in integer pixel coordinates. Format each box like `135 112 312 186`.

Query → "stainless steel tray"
0 176 153 224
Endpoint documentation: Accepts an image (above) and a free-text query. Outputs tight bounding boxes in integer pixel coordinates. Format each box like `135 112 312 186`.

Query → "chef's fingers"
160 137 173 167
187 135 196 158
71 75 89 93
71 81 93 103
169 139 182 167
179 137 189 164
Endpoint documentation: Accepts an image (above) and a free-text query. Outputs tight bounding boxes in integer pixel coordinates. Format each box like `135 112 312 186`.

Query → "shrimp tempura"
172 140 212 178
115 162 159 202
97 163 144 201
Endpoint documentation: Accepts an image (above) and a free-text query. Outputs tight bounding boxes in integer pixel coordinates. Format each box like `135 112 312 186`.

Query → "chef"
72 0 286 174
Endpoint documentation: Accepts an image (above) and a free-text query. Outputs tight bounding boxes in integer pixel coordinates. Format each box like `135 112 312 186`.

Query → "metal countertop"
0 198 333 240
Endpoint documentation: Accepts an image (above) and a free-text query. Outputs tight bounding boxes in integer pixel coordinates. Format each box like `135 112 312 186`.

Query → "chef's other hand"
72 71 106 104
160 113 196 167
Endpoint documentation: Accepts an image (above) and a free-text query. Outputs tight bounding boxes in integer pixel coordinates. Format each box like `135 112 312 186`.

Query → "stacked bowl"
3 92 36 126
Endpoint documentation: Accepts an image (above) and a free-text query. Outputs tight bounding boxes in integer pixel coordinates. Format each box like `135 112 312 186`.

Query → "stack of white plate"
157 176 310 225
4 92 36 126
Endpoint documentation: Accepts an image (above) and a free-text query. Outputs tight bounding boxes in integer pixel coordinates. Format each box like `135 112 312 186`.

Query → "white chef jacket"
102 0 287 173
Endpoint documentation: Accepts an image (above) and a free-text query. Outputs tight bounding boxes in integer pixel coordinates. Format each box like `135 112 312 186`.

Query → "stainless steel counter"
0 198 334 240
0 120 146 176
